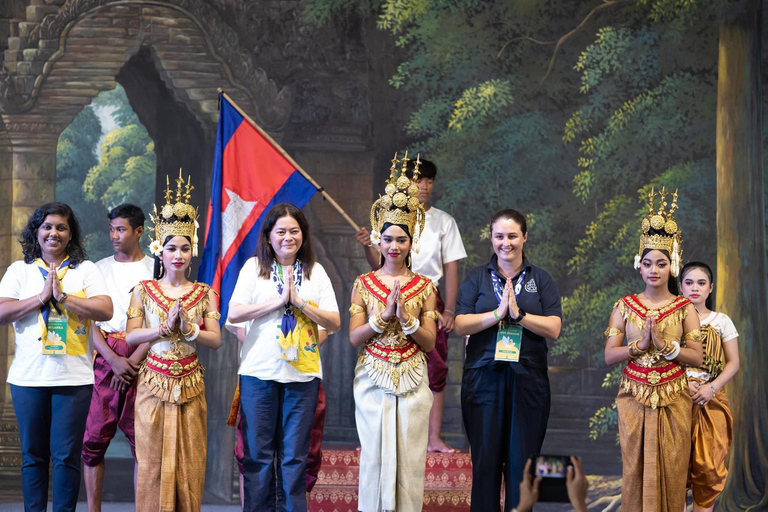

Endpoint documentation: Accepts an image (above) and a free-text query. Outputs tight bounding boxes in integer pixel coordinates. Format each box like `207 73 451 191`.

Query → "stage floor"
0 445 622 510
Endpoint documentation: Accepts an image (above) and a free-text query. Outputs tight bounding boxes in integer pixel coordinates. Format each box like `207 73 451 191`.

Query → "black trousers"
461 363 550 512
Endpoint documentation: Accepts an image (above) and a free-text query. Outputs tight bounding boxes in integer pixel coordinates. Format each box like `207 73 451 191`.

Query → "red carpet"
310 448 474 512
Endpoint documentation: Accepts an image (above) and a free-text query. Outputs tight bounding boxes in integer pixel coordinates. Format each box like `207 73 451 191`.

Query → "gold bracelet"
374 313 389 331
204 311 221 320
604 327 623 338
400 314 417 331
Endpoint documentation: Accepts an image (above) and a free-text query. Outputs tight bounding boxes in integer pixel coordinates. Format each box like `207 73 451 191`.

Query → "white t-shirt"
0 260 109 387
95 255 154 333
686 310 738 382
228 258 339 383
412 206 467 285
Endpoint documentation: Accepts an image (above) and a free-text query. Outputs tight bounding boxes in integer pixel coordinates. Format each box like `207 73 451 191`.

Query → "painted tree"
82 84 156 261
714 0 767 507
55 105 104 258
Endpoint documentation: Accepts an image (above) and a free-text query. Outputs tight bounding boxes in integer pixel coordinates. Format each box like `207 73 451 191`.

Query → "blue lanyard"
490 268 526 305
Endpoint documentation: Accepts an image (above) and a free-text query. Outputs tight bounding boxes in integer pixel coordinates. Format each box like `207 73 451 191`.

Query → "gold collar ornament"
634 187 682 276
149 170 199 257
369 152 426 253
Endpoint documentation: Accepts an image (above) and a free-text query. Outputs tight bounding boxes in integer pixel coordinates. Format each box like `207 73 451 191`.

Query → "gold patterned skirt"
617 387 692 512
135 351 207 512
689 387 732 508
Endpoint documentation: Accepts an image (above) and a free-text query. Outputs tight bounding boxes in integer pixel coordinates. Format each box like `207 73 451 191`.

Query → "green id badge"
494 323 522 362
43 312 68 355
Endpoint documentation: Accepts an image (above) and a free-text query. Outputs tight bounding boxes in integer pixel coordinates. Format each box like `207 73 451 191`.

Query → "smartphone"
530 454 573 502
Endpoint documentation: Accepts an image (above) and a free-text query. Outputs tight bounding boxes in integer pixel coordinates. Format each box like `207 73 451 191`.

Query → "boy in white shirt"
356 159 467 452
81 204 154 511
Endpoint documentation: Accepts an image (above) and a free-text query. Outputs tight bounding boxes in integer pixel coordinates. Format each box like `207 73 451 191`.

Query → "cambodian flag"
198 94 317 323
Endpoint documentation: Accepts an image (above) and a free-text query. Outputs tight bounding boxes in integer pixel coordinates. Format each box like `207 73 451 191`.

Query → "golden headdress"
149 170 200 257
370 152 426 253
634 187 682 276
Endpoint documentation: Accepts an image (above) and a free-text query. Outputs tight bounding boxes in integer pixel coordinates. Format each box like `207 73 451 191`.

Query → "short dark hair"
254 203 316 280
20 202 87 266
406 158 437 180
108 204 145 229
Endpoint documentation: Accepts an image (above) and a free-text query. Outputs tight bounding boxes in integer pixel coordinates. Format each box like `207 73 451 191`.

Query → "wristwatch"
513 308 526 323
59 292 68 303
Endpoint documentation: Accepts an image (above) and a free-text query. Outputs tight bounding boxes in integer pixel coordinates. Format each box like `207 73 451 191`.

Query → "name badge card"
43 312 68 355
494 323 522 362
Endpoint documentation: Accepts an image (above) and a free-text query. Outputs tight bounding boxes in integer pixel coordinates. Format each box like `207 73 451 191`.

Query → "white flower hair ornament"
370 230 381 246
149 239 163 257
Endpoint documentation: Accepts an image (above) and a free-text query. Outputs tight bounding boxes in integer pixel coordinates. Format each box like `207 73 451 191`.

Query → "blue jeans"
10 384 93 512
240 376 319 512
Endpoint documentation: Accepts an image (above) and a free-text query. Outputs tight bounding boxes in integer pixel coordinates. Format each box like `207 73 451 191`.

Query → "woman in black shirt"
455 209 562 512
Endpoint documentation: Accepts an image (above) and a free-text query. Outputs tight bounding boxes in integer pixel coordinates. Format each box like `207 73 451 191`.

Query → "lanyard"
490 268 526 305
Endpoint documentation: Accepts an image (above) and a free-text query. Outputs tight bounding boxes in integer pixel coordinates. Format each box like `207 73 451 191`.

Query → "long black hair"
20 202 87 266
254 203 316 279
680 261 714 310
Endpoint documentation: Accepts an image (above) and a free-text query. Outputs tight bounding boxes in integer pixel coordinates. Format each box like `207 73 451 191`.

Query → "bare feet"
428 438 457 453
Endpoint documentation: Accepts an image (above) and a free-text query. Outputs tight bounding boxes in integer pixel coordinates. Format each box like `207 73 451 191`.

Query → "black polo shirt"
456 255 562 370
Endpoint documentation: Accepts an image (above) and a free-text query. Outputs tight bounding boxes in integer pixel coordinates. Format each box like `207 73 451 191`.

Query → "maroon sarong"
82 332 139 466
426 288 449 392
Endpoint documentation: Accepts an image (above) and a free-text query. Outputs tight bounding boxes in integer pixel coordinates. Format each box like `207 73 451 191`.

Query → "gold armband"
683 329 701 344
349 304 366 317
204 311 221 320
604 327 623 338
126 307 144 319
421 310 440 321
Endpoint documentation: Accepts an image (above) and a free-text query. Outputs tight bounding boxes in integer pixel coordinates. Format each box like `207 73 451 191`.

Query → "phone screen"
532 455 570 478
530 454 573 502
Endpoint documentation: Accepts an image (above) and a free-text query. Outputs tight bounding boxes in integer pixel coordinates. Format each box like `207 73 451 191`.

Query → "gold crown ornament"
149 170 200 257
634 187 682 276
370 152 426 253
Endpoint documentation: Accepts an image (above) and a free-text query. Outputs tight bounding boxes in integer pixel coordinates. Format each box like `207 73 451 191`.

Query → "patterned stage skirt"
617 387 692 512
353 359 433 512
135 351 207 512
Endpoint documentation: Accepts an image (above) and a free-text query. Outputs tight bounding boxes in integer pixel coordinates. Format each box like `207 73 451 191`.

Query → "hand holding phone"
530 454 574 502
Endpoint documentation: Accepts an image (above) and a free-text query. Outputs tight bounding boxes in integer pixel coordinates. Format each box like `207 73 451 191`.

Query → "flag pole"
218 89 361 232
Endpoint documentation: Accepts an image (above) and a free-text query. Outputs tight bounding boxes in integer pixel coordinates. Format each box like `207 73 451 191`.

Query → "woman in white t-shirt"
228 203 340 512
680 261 740 512
0 202 112 511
